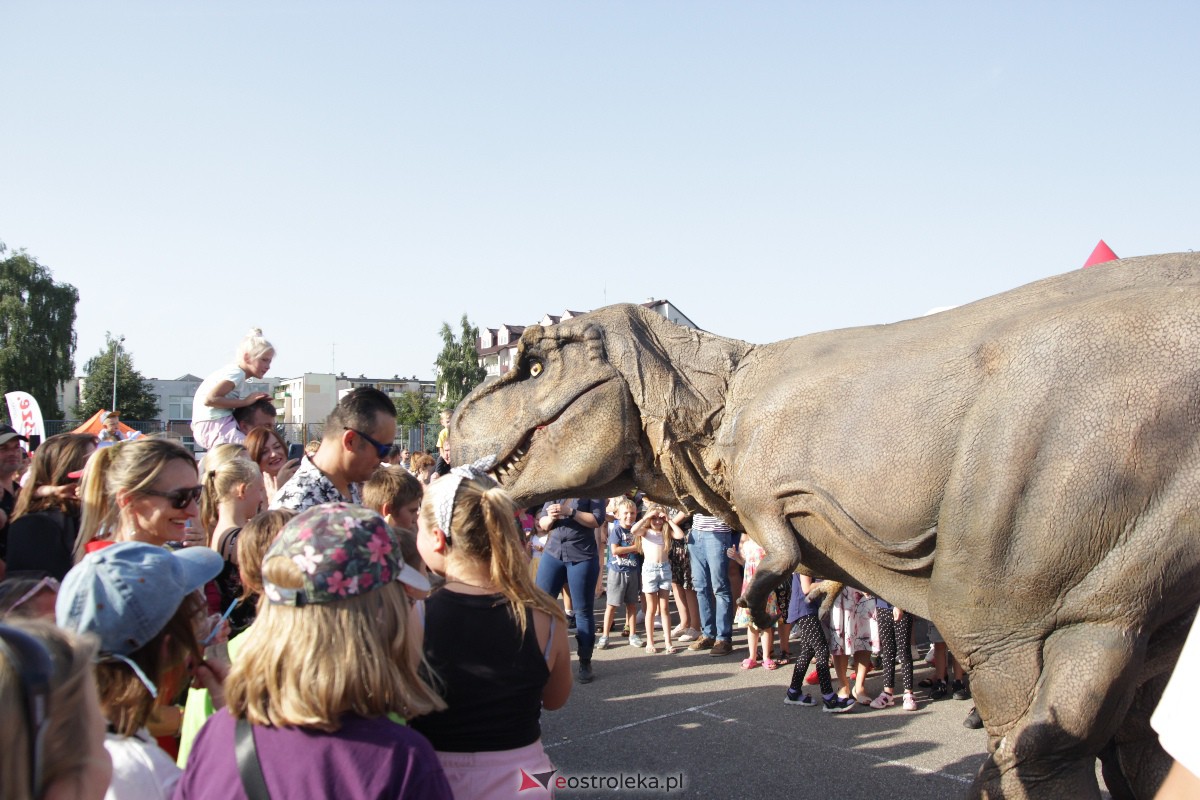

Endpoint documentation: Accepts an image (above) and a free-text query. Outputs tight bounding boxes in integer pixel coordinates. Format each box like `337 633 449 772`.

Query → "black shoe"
576 661 593 684
951 679 971 701
930 679 949 700
963 706 983 729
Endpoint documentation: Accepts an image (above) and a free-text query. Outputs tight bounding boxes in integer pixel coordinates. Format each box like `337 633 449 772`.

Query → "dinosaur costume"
451 251 1200 799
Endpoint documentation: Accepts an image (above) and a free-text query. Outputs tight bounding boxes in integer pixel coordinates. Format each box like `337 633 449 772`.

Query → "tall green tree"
76 333 161 421
394 390 437 429
0 241 79 419
434 313 486 409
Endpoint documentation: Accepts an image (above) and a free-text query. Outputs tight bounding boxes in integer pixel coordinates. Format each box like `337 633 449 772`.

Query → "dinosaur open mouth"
491 432 533 485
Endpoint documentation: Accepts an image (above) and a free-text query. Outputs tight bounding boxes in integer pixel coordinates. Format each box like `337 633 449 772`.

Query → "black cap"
0 424 29 445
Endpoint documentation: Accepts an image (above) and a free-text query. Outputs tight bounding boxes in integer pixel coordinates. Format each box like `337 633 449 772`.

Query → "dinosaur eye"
529 361 543 378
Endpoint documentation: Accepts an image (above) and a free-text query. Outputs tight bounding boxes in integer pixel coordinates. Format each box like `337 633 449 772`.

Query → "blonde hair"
200 456 262 543
237 509 296 599
236 327 274 361
0 620 99 800
613 496 637 514
226 573 444 730
363 466 423 516
420 478 565 636
75 438 197 561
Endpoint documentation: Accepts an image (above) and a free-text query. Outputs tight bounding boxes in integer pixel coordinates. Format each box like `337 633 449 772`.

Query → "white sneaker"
670 624 687 637
678 628 700 642
654 619 664 629
636 610 646 625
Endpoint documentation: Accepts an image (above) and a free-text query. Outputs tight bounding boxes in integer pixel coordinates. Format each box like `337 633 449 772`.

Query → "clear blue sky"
3 2 1197 383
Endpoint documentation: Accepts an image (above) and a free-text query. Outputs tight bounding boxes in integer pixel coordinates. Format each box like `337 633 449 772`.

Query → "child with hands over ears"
632 503 683 654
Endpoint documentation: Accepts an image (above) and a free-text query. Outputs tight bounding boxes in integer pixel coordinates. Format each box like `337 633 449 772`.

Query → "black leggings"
876 609 914 693
787 615 833 696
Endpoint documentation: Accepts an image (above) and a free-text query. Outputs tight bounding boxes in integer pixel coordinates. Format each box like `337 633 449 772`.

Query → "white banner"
4 391 46 450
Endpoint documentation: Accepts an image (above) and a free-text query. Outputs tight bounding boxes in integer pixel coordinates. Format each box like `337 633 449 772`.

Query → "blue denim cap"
55 542 223 657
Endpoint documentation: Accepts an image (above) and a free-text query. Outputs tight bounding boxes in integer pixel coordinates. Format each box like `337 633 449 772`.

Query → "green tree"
434 313 486 409
76 333 161 421
0 241 79 419
394 390 436 429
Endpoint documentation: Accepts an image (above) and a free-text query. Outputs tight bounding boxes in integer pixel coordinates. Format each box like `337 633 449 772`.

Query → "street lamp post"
111 335 125 412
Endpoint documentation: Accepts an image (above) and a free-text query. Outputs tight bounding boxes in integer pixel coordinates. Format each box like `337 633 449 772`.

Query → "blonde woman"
75 438 203 559
413 461 571 799
0 619 112 800
176 503 450 798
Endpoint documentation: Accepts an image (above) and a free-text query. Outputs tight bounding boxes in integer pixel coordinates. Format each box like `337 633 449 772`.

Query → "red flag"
1082 239 1119 268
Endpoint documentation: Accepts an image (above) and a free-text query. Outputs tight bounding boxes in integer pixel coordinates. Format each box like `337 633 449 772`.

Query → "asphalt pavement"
540 619 992 800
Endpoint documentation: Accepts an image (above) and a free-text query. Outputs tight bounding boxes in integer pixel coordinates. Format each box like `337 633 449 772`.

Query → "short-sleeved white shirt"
1152 615 1200 776
191 364 246 423
105 730 181 800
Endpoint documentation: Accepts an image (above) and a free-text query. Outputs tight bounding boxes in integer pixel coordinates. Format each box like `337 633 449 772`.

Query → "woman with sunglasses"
7 434 98 580
75 438 204 560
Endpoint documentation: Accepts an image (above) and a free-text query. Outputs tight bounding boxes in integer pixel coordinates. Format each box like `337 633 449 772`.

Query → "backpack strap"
235 717 271 800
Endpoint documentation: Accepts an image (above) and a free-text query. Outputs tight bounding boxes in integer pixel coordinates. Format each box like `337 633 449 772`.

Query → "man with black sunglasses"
270 388 397 513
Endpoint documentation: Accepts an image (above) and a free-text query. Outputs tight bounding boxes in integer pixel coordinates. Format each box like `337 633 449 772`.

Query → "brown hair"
420 478 565 636
244 427 287 469
237 509 296 599
96 592 205 736
363 466 423 516
11 434 97 520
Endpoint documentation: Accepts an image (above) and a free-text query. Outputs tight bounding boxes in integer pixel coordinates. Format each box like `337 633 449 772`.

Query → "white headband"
434 456 497 542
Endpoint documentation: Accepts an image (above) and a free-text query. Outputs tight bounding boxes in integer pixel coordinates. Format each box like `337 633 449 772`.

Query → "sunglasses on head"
141 485 203 509
345 427 392 460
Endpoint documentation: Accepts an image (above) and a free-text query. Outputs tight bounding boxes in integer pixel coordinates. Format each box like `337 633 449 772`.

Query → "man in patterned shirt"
271 387 397 513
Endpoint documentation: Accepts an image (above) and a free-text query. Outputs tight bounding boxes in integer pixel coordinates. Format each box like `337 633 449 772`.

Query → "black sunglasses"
0 624 52 798
345 427 392 459
141 485 203 509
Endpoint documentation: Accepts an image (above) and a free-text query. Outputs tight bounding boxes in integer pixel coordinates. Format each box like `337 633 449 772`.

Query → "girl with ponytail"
412 460 571 799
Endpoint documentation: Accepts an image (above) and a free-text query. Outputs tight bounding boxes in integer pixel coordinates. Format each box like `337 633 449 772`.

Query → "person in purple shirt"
175 503 450 800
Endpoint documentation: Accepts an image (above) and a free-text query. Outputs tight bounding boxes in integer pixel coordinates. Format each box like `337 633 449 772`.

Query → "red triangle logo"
1082 239 1119 268
518 770 542 791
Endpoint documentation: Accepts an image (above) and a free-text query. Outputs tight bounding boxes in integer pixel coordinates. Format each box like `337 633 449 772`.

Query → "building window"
168 395 194 421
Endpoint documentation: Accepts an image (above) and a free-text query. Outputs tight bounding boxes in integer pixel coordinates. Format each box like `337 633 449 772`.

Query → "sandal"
741 658 758 669
662 645 676 654
870 691 896 709
646 644 658 655
763 658 779 670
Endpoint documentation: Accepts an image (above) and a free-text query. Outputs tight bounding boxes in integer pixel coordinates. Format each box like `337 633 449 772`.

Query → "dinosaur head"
450 310 646 506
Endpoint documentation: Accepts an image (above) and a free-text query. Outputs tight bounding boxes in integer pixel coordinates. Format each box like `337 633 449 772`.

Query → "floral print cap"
263 502 430 606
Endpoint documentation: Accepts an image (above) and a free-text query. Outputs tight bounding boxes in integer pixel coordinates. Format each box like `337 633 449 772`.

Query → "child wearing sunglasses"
56 542 226 800
76 439 204 559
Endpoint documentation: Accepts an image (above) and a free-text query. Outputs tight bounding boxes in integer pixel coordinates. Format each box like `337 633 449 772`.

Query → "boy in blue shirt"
597 497 643 648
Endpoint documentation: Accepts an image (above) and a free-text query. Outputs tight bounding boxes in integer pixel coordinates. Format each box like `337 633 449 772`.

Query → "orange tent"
72 409 142 440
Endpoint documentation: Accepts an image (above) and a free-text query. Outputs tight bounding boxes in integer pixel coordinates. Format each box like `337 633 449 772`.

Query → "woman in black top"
6 433 96 579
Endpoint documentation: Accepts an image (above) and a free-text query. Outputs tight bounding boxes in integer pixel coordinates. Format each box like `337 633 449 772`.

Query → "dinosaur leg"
971 623 1142 799
740 518 803 630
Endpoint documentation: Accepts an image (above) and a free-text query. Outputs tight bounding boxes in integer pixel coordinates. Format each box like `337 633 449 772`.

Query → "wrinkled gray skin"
452 252 1200 799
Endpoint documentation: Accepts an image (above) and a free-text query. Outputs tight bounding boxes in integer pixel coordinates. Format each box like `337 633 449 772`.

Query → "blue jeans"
536 551 600 663
688 530 734 641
